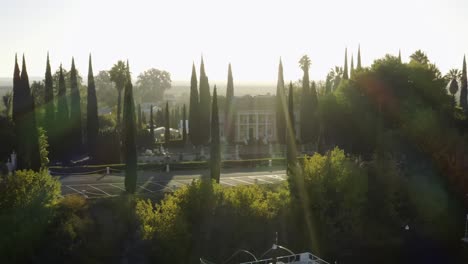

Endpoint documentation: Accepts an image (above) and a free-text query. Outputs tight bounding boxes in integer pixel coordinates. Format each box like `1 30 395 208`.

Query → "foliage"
189 63 201 146
38 127 50 168
225 64 235 144
123 63 137 193
135 180 290 263
198 57 211 144
275 59 286 144
69 58 83 156
95 70 116 108
0 116 16 161
87 55 99 160
0 169 61 262
210 87 221 183
109 60 128 131
14 55 41 170
135 68 171 103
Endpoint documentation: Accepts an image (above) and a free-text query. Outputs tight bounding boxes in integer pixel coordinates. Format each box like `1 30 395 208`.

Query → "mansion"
217 95 300 144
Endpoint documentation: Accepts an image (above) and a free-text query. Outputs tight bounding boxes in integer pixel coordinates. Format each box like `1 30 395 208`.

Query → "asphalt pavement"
58 167 287 199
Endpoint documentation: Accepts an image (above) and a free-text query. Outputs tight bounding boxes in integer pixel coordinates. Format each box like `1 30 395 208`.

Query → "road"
58 168 287 199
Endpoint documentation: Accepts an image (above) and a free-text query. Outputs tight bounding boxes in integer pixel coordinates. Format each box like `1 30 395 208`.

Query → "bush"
0 169 61 262
136 180 290 263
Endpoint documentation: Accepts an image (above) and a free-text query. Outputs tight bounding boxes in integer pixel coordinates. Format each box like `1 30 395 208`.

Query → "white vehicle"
239 252 330 264
201 244 330 264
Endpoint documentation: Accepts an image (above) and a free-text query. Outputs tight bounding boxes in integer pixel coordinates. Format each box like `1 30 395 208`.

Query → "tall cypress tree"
275 58 287 144
19 55 41 170
150 105 154 144
357 45 362 70
69 57 82 155
350 54 355 78
123 61 137 193
286 81 296 178
87 54 99 159
56 64 69 160
460 55 467 110
343 48 349 80
164 101 170 146
299 55 311 144
189 63 200 146
182 104 187 143
199 57 211 144
12 54 21 125
225 63 235 144
44 52 54 137
210 86 220 183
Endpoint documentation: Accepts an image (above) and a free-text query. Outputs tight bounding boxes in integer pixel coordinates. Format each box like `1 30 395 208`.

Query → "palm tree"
109 60 128 131
328 66 343 91
445 69 461 106
410 50 429 65
298 55 311 71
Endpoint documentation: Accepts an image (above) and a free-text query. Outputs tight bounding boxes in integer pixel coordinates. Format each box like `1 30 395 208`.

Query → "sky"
1 0 468 85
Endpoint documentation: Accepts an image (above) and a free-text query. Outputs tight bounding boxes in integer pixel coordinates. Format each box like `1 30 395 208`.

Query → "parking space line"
88 185 111 196
110 183 126 191
220 180 236 186
65 185 89 198
229 178 252 185
249 176 274 184
138 185 156 193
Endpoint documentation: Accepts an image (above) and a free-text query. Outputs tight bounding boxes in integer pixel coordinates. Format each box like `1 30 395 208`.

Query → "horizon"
1 0 468 84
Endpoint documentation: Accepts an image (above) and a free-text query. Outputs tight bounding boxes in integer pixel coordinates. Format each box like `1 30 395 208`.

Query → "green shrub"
0 169 61 262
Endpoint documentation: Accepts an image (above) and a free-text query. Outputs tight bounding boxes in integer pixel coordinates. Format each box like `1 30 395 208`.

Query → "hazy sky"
1 0 468 84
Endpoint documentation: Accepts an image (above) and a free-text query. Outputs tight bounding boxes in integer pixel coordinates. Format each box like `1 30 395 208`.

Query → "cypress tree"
343 48 349 80
12 54 21 126
182 104 187 143
210 86 220 183
310 81 319 146
299 55 310 144
350 54 355 78
460 55 467 110
137 104 142 130
150 105 154 143
164 101 170 146
189 63 200 145
286 81 296 177
87 54 99 159
44 52 54 137
123 62 137 193
357 45 362 70
199 57 211 144
275 58 287 144
20 55 41 170
225 63 235 144
56 64 69 160
69 57 82 155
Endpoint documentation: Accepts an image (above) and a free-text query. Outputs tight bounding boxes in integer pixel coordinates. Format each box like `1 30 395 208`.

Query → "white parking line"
219 180 236 186
229 178 252 185
88 185 111 196
249 176 274 184
65 185 89 198
138 185 156 193
110 183 126 191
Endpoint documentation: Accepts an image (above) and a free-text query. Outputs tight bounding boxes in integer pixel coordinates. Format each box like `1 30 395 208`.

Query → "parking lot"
60 173 287 199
